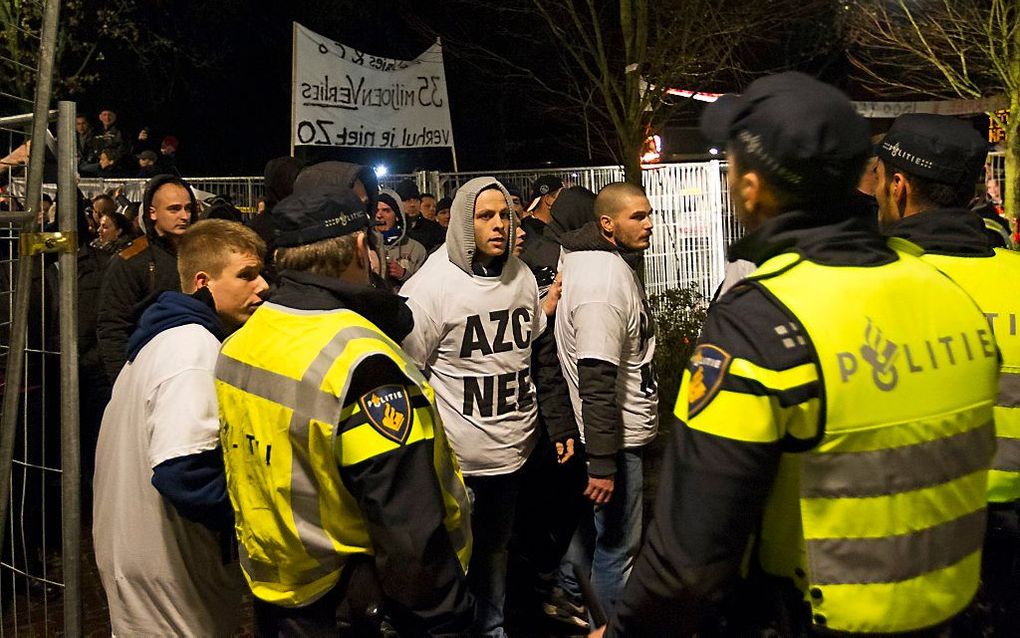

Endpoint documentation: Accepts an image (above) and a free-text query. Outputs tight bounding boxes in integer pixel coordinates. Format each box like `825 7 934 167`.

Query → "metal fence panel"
0 136 69 635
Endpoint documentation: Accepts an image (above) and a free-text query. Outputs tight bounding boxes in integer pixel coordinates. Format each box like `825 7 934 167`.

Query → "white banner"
292 23 454 149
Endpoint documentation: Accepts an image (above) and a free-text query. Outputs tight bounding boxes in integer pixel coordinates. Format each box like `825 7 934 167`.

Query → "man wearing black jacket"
396 180 446 251
96 174 196 382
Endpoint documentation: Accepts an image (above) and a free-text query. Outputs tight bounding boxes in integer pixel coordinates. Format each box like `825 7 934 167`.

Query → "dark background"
56 0 986 177
66 0 580 176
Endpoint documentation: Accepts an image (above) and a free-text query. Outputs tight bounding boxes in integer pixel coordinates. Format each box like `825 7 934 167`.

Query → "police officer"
596 72 1000 636
215 185 473 636
876 113 1020 627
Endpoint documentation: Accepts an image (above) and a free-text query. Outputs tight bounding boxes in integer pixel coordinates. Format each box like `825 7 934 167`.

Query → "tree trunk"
622 144 643 186
1005 93 1019 222
619 125 644 186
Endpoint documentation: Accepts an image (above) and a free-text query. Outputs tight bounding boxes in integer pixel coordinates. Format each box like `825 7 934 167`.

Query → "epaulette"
117 235 149 260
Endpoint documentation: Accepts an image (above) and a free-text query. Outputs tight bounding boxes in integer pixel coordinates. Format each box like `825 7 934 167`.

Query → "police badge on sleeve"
687 344 731 418
360 385 413 444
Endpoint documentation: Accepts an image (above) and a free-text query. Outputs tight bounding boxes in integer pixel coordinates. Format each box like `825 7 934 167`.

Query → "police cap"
876 113 987 186
700 72 871 198
271 185 371 248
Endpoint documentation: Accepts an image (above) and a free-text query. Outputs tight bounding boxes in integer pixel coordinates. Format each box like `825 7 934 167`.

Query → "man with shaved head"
554 180 657 620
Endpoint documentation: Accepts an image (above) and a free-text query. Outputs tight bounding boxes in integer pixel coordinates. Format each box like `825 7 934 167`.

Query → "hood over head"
447 177 517 275
376 188 407 246
546 186 596 243
139 174 198 239
263 156 304 210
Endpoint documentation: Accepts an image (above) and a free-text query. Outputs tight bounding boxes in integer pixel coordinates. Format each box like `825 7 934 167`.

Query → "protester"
554 182 657 623
93 219 267 635
420 192 438 220
508 188 526 219
436 196 452 229
136 150 159 179
600 72 998 637
159 136 180 175
96 175 197 382
93 108 128 158
522 175 563 238
76 114 98 173
215 185 472 636
375 188 427 290
396 179 445 251
401 177 549 636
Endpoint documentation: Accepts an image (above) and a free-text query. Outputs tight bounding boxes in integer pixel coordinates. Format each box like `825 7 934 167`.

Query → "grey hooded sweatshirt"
400 177 544 476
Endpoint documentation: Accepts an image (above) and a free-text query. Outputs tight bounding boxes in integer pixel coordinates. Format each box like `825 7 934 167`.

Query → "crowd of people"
48 70 1018 637
74 107 180 178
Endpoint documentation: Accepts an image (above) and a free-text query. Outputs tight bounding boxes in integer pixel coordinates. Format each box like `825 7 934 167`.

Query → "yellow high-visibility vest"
739 244 996 633
215 303 471 607
922 248 1020 503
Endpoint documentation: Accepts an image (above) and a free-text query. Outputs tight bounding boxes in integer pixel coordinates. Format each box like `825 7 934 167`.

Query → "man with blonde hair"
216 185 473 635
93 219 268 636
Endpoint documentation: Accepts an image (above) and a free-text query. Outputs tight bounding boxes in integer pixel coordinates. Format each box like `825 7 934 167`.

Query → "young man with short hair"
401 177 549 636
93 219 268 636
375 189 428 290
420 192 438 220
555 181 657 621
396 179 446 251
97 175 196 381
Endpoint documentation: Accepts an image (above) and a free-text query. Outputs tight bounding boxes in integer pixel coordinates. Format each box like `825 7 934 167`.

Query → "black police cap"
700 72 870 193
271 185 370 248
876 113 987 186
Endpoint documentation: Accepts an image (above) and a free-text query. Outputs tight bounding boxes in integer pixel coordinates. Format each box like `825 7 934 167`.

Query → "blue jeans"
464 469 523 637
560 447 644 621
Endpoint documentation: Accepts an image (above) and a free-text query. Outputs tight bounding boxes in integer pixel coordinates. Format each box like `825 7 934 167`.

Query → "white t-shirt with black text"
555 249 659 448
401 246 545 476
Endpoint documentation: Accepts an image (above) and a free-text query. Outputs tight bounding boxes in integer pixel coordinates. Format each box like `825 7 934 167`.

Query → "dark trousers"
464 468 525 637
254 557 384 637
512 435 588 575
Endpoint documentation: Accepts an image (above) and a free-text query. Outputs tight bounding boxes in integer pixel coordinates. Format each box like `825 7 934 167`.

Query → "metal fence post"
0 0 62 546
57 100 81 636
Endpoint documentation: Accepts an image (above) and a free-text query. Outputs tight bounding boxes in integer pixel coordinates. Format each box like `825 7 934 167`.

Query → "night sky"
62 0 586 177
53 0 945 178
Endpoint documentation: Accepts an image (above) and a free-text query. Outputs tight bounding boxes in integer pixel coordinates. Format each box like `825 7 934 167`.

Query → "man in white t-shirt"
401 177 546 637
93 219 268 636
554 181 658 620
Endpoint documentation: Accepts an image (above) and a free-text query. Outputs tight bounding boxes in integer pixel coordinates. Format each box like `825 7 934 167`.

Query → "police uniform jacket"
889 208 1020 503
216 270 473 635
608 206 999 636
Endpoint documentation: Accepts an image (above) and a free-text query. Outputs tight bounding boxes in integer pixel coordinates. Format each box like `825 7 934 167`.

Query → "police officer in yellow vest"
215 185 473 636
875 113 1020 629
596 73 1000 637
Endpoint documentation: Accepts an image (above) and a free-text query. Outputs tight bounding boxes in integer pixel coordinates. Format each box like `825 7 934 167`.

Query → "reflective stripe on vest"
753 247 998 634
923 249 1020 503
216 303 471 606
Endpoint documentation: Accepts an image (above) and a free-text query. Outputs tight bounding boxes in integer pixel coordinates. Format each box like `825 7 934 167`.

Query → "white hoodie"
400 177 544 476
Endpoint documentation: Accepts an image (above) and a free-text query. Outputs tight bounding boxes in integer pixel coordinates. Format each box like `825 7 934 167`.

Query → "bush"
650 285 708 427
